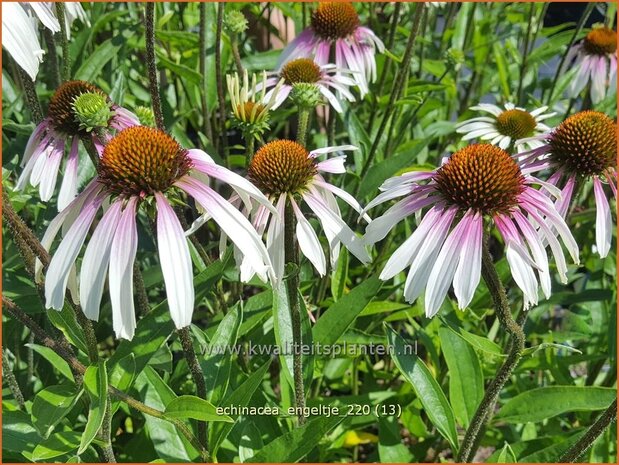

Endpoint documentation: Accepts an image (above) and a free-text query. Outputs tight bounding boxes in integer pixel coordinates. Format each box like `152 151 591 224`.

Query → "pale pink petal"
57 137 80 211
593 176 612 258
453 212 483 309
291 197 326 275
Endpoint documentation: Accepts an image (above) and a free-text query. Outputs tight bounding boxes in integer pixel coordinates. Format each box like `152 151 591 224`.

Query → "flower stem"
231 34 245 76
356 3 424 192
54 2 71 81
215 2 228 158
284 199 306 426
547 3 594 105
296 107 311 147
99 396 117 463
558 399 617 462
133 263 150 316
16 66 44 124
457 233 525 463
2 348 25 408
199 2 214 143
516 3 536 105
145 2 165 130
177 326 209 450
43 28 61 89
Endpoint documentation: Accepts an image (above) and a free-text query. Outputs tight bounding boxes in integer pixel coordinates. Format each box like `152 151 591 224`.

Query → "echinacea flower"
456 103 555 152
567 26 617 104
15 80 139 210
2 2 88 80
520 111 616 258
40 126 276 340
259 58 356 113
227 70 283 140
365 144 580 316
278 2 384 97
222 140 370 280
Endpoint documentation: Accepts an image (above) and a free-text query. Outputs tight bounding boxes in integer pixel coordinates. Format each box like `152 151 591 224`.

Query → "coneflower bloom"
520 111 616 258
226 140 370 280
40 126 275 340
364 144 579 316
16 80 139 210
567 26 617 104
278 2 384 97
456 103 555 152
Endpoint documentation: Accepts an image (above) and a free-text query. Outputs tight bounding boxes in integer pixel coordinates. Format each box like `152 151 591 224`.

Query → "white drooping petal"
291 197 326 276
109 198 139 340
309 145 358 157
453 212 483 309
365 195 435 245
593 176 612 258
2 3 45 80
303 187 370 264
314 178 370 222
266 194 287 280
512 210 551 299
58 137 80 211
316 156 347 174
29 3 61 32
424 214 471 317
80 201 123 321
45 194 104 310
155 192 195 329
176 176 273 282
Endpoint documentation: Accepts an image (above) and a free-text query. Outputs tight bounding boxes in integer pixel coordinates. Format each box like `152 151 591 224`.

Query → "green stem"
231 34 244 76
516 3 536 105
356 3 424 192
284 199 306 426
215 2 228 158
296 107 310 147
547 3 594 105
99 395 117 463
177 327 209 450
16 66 43 124
199 2 214 143
557 399 617 462
133 263 150 316
43 28 61 89
145 2 165 130
457 234 526 463
2 348 25 408
245 135 255 167
55 2 70 81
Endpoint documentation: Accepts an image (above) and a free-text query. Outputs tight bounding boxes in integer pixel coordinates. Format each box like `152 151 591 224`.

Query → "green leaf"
330 248 349 302
313 276 382 346
2 409 40 455
47 304 88 355
75 35 126 82
246 415 344 462
210 360 272 457
496 386 616 423
31 385 83 439
26 343 74 382
202 304 242 404
31 431 82 462
441 317 504 357
78 361 108 454
133 367 200 462
378 416 413 462
438 328 484 428
387 327 458 450
238 423 264 463
108 354 136 414
496 442 517 463
164 395 233 422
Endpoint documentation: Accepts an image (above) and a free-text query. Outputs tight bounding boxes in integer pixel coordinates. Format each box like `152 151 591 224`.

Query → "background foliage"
2 2 617 463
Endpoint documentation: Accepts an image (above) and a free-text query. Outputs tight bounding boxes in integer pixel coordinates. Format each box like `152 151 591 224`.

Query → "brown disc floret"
311 2 360 41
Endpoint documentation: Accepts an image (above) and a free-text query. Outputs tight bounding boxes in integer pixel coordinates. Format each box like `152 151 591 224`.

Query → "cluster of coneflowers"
8 3 616 341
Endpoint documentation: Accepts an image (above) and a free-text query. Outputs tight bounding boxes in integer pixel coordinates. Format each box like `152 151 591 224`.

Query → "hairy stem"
16 66 44 124
133 263 150 316
356 3 424 192
177 327 208 449
215 2 228 157
457 234 526 463
284 200 306 426
231 35 245 76
55 2 71 81
516 3 536 105
296 107 310 147
199 2 214 143
43 28 61 89
2 348 25 408
145 2 165 130
99 395 117 463
558 399 617 462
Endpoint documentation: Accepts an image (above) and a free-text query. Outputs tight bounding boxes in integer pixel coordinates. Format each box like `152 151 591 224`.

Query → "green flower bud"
445 48 465 71
290 83 323 109
134 106 156 127
72 92 113 132
224 10 248 35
